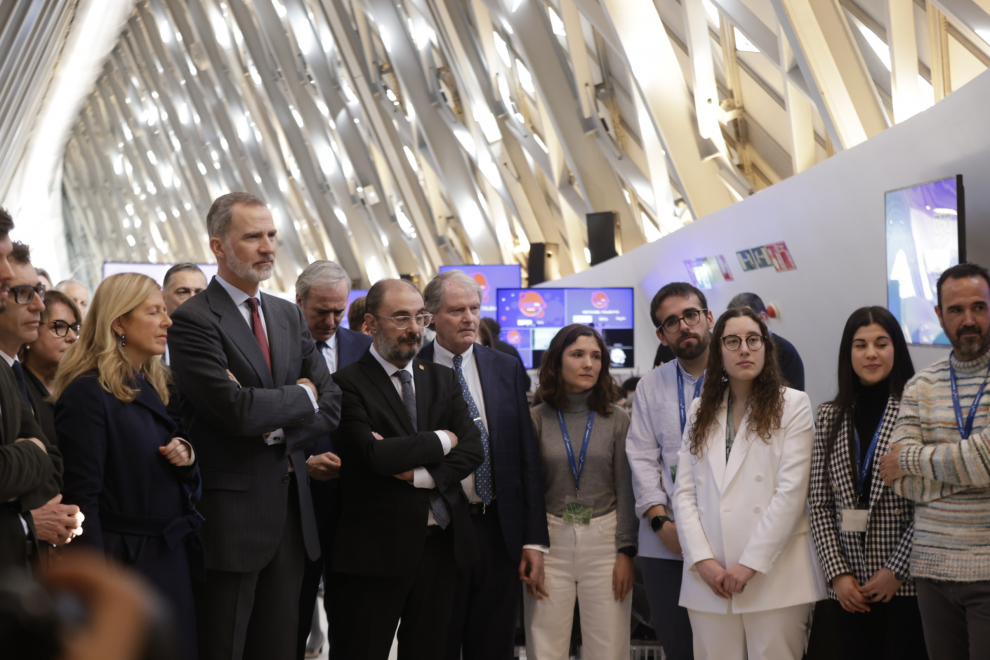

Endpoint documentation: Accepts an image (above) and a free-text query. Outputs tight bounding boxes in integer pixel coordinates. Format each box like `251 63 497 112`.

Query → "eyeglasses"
658 308 708 334
10 284 44 305
721 334 766 351
49 320 81 337
375 313 433 330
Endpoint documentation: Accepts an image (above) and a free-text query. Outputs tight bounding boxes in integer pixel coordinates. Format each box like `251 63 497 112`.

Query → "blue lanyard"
677 365 705 435
852 422 883 495
949 352 990 440
557 409 595 495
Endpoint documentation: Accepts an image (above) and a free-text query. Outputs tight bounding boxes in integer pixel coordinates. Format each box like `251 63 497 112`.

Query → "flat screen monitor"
102 262 219 287
495 287 634 369
340 289 369 330
885 175 965 345
439 264 522 318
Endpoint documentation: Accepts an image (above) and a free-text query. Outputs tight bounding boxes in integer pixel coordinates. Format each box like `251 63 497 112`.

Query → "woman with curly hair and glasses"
524 324 638 660
673 307 826 660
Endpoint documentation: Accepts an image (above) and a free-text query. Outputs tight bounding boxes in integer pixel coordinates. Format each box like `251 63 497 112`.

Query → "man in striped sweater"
880 262 990 659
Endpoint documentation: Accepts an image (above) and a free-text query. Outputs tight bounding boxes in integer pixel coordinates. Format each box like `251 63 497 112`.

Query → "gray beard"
377 329 423 363
225 242 274 283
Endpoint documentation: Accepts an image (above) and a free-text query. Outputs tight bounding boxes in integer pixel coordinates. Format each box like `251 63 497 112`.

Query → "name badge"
563 496 593 526
841 509 868 533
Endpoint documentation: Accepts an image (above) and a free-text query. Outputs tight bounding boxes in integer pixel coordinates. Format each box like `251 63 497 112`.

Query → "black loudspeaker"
587 211 620 266
527 243 560 285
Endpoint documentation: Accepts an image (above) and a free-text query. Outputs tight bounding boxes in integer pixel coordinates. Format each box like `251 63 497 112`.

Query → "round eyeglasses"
658 308 708 334
721 334 766 351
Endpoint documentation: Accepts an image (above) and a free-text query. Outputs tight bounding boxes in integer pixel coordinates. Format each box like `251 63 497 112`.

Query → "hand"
860 567 902 604
442 430 459 448
723 563 757 594
372 432 384 440
297 378 317 399
519 548 545 588
832 573 870 613
879 443 906 485
393 470 415 482
15 436 47 454
31 494 84 545
526 571 549 600
657 520 681 554
613 553 635 602
226 369 241 387
696 559 729 599
159 438 193 466
306 452 341 480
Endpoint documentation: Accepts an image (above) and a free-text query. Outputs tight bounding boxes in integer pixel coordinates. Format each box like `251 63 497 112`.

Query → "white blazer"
673 388 826 614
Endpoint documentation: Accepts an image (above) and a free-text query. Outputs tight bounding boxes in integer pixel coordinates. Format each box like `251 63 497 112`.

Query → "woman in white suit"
673 307 826 660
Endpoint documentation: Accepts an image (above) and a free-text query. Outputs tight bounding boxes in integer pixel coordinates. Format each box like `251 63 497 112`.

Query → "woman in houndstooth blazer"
809 306 927 660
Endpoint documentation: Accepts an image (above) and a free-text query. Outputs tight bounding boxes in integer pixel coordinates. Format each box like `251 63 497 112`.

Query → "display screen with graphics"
103 262 219 286
439 265 522 318
885 175 965 345
340 289 369 329
496 288 634 369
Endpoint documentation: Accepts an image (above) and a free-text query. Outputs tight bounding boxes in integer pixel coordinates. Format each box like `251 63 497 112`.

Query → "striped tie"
452 354 493 504
396 369 449 528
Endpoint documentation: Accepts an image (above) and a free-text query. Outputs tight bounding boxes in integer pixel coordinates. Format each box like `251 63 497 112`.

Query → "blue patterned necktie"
452 354 493 504
396 369 449 528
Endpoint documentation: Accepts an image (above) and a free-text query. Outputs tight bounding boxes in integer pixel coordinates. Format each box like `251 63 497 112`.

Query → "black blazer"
419 341 549 561
24 367 56 447
168 278 342 572
0 360 62 568
332 349 483 576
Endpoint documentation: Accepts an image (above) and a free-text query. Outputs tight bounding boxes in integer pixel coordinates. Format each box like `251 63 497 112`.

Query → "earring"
119 334 126 348
721 368 728 383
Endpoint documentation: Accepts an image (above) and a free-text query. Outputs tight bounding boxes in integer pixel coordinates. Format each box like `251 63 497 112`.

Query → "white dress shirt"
432 340 486 503
214 275 319 447
317 331 338 374
368 344 451 524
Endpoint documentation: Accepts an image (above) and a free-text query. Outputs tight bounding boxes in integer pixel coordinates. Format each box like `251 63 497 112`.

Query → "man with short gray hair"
294 260 371 660
54 279 90 319
420 269 550 660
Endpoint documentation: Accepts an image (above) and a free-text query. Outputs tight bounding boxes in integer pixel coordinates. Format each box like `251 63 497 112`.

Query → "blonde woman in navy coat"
53 273 201 660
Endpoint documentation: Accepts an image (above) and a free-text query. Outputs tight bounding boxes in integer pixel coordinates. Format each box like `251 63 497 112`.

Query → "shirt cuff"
177 438 196 464
435 431 451 455
265 429 285 444
522 544 550 554
413 467 436 489
298 383 320 412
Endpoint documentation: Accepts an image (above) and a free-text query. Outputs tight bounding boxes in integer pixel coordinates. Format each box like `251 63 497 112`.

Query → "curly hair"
537 324 617 416
687 307 785 457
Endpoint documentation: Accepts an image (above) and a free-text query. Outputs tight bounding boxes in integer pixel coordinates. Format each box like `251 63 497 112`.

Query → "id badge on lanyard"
950 354 990 441
670 366 704 487
558 409 595 525
841 421 882 533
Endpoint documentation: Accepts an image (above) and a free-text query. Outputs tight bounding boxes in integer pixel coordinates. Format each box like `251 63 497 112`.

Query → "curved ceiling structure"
4 0 990 290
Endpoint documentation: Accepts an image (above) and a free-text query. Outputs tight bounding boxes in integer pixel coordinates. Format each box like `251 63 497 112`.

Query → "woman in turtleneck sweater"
809 306 928 659
524 324 637 660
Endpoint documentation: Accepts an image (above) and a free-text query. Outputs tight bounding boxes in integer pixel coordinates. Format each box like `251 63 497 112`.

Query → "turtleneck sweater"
892 348 990 581
531 390 638 550
853 378 891 501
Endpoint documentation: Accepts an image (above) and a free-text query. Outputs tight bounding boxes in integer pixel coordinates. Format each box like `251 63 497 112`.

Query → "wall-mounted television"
439 264 522 318
885 175 965 345
340 288 369 329
495 287 634 369
102 262 219 286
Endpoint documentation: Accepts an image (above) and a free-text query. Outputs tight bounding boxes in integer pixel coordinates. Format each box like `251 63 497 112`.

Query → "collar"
322 331 338 351
369 343 415 381
951 346 990 376
215 273 259 310
0 350 15 368
433 338 473 366
674 358 703 383
563 389 592 412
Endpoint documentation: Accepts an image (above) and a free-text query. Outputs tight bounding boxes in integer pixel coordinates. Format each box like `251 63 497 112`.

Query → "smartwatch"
618 545 637 558
651 515 673 533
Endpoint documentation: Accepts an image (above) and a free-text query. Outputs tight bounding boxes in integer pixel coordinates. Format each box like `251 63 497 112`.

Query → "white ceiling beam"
888 0 924 122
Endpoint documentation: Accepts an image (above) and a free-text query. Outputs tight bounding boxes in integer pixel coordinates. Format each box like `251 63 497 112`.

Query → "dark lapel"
0 361 17 444
474 344 499 446
132 377 175 431
413 358 431 433
417 341 435 362
337 327 368 369
206 280 274 389
359 351 414 435
262 293 291 387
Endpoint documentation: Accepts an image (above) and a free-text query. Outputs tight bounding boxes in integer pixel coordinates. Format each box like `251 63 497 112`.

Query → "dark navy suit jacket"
418 341 549 561
312 327 373 457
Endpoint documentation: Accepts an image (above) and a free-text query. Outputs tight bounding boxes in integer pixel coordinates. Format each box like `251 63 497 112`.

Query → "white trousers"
687 602 813 660
523 511 632 660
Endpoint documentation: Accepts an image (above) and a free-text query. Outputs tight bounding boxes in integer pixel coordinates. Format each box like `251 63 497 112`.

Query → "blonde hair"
52 273 170 405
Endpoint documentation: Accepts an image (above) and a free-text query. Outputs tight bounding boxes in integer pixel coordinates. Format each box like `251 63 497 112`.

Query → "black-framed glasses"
375 313 433 330
11 284 44 305
49 320 81 337
722 334 766 351
658 308 708 334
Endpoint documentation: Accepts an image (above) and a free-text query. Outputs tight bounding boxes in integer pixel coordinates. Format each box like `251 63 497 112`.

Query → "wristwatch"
651 515 673 533
618 545 637 558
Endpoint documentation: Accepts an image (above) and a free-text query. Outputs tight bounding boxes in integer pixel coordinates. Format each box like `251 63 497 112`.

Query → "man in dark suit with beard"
168 193 341 660
332 278 483 659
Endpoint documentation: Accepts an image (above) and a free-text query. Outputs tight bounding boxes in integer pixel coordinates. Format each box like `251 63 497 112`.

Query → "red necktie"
246 298 271 369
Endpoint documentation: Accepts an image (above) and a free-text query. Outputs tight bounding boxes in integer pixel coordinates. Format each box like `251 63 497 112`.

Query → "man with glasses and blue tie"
418 270 549 660
331 278 483 660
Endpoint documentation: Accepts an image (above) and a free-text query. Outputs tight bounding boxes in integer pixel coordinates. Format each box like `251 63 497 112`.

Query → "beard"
670 328 711 361
377 328 423 363
225 241 274 283
952 323 990 359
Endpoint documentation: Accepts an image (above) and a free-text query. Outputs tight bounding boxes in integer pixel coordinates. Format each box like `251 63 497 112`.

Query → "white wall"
545 69 990 409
